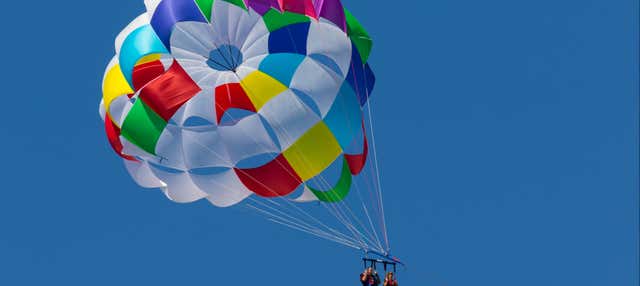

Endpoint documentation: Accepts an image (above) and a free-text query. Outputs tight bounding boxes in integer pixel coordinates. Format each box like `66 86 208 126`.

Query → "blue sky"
0 0 637 285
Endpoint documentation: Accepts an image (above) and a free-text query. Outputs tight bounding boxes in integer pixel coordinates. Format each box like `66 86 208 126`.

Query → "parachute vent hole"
207 45 243 72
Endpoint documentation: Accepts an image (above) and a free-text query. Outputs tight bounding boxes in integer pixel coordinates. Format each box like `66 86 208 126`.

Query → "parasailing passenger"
383 272 398 286
360 267 381 286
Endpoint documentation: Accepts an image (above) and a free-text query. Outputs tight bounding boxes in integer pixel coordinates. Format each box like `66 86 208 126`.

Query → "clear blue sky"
0 0 637 285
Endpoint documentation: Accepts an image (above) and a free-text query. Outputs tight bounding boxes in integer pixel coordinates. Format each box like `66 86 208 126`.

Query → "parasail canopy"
100 0 390 255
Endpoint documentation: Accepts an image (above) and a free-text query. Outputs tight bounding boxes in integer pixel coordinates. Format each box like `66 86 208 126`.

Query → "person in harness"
383 272 398 286
360 267 381 286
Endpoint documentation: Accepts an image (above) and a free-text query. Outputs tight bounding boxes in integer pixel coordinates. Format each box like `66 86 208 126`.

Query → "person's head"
366 267 373 274
386 272 394 280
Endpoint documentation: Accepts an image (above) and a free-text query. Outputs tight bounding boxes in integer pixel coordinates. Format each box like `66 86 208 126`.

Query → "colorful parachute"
100 0 388 253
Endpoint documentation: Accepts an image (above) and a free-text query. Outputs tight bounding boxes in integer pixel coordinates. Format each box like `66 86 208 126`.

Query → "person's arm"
360 274 368 282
